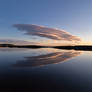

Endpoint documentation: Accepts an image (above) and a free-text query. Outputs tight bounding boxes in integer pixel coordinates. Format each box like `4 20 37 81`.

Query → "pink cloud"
13 24 81 42
0 39 38 45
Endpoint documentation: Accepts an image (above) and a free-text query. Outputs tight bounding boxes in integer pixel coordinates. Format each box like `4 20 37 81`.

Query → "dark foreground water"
0 48 92 92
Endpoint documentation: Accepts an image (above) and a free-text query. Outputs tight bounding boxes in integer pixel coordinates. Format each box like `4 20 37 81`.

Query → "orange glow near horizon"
35 39 92 46
79 41 92 45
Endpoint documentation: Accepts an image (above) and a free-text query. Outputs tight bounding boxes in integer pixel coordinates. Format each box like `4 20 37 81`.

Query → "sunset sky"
0 0 92 45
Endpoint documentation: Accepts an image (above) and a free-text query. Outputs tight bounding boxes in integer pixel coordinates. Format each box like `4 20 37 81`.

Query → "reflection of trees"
13 51 81 68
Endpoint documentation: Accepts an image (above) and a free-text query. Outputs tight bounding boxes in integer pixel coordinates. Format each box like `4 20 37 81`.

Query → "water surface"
0 48 92 92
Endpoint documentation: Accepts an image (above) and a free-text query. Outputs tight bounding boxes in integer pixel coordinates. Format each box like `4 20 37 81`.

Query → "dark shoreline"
1 44 92 51
0 44 45 48
53 45 92 51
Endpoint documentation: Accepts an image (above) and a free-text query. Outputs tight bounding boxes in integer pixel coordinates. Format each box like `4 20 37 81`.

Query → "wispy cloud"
0 39 38 45
13 24 81 42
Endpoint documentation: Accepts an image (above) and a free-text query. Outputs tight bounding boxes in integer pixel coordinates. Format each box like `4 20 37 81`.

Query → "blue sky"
0 0 92 45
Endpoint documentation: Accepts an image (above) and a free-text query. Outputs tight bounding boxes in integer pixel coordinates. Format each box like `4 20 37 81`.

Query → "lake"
0 48 92 92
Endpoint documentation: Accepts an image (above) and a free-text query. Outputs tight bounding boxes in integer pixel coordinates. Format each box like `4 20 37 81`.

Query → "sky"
0 0 92 45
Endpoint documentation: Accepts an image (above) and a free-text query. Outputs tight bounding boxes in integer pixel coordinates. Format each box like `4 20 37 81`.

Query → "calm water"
0 48 92 92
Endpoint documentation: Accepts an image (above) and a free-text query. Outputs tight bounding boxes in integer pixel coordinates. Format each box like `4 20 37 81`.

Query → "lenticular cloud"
13 24 81 42
0 39 37 45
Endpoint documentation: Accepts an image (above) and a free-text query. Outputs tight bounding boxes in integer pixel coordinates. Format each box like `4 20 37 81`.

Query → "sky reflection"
13 50 82 68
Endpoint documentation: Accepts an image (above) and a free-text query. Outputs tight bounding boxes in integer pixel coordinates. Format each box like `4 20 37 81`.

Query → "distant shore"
1 44 92 51
0 44 45 48
53 45 92 51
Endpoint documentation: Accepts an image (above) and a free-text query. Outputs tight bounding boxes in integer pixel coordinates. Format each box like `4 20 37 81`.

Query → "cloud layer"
13 24 81 42
0 39 38 45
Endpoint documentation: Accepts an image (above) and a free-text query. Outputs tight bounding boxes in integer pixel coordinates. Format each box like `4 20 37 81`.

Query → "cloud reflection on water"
13 50 82 68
